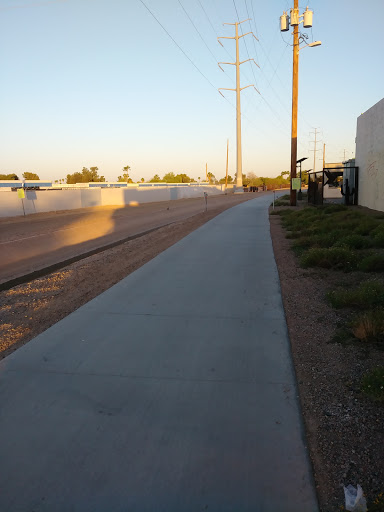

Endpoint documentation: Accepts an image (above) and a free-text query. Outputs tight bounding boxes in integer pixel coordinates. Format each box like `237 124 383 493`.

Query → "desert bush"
359 253 384 272
334 234 371 250
300 247 358 271
327 281 384 309
351 310 384 344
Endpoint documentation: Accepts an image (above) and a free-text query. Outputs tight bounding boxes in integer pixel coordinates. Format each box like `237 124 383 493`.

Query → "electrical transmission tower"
309 128 322 173
218 19 259 193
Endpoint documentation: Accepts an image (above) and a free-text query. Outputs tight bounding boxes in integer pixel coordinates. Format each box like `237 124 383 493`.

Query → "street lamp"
296 157 308 200
280 3 321 206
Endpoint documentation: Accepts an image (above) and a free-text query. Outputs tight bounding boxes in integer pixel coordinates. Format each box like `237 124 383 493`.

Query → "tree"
301 170 309 186
207 172 215 184
163 172 176 183
162 172 192 183
219 175 233 184
117 165 132 183
89 166 105 182
0 173 19 180
246 172 262 187
22 171 40 180
149 174 162 183
175 173 191 183
66 167 105 184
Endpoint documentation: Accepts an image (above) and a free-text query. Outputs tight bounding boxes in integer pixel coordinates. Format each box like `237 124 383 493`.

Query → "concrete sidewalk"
0 195 318 512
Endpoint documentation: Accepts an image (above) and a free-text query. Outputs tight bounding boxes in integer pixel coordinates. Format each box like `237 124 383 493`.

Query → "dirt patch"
270 211 384 512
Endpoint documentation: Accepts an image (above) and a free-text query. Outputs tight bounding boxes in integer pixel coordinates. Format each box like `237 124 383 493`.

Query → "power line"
231 2 295 134
245 0 259 70
196 0 236 64
177 1 217 65
172 1 295 145
139 0 217 91
0 0 67 10
233 0 259 90
178 0 235 86
230 0 284 131
196 0 218 37
139 0 249 122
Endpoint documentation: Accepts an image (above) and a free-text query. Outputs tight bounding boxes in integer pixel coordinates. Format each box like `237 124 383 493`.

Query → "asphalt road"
0 194 265 286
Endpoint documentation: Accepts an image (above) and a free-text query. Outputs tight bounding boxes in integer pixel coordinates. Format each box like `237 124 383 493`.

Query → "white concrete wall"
0 185 224 218
355 97 384 211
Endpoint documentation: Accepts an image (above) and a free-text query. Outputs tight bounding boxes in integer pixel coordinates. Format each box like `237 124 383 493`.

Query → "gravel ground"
0 196 383 511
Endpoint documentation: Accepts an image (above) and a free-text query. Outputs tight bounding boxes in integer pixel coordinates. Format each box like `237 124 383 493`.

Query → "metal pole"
323 143 326 169
225 139 229 189
298 161 303 200
235 22 243 193
313 128 317 173
290 0 299 206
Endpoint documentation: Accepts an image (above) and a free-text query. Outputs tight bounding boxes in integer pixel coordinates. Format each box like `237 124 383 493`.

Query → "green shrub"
300 247 358 271
361 366 384 402
334 234 371 250
359 253 384 272
372 225 384 248
327 281 384 309
323 204 347 214
293 232 340 250
274 200 290 207
353 219 379 236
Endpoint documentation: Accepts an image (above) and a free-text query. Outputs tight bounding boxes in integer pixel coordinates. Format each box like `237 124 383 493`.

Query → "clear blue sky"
0 0 382 182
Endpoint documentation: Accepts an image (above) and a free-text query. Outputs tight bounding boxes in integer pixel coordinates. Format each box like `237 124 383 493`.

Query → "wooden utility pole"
281 3 321 204
206 162 208 182
290 0 299 206
225 139 229 188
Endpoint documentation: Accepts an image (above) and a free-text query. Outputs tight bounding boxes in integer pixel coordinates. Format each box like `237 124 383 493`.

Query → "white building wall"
0 185 225 218
355 97 384 211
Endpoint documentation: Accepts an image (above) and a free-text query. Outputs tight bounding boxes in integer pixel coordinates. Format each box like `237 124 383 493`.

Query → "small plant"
330 327 354 346
373 230 384 248
334 233 371 250
351 309 384 344
300 247 358 271
327 281 384 309
359 253 384 272
361 367 384 402
323 204 347 214
274 199 290 207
